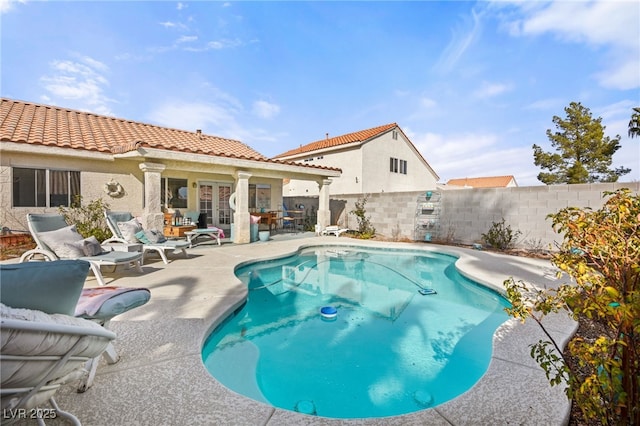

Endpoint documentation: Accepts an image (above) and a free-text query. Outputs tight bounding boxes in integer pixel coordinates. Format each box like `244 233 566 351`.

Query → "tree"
505 189 639 425
629 107 640 139
533 102 630 184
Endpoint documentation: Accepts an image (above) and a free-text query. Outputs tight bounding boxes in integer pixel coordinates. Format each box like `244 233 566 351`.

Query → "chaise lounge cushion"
0 260 89 316
117 218 143 243
37 224 85 258
75 287 151 320
135 229 167 244
0 303 111 394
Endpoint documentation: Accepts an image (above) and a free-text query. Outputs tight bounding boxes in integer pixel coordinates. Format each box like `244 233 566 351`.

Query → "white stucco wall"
0 151 144 231
1 150 285 233
283 131 438 196
361 131 437 193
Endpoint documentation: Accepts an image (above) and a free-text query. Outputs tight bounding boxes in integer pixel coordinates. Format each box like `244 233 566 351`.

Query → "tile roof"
273 123 398 158
446 175 517 188
0 97 268 161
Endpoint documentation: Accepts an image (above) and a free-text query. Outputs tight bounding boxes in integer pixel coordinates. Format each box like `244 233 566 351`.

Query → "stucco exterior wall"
284 132 437 196
0 152 143 231
1 151 284 233
361 132 438 193
284 145 363 196
289 182 639 248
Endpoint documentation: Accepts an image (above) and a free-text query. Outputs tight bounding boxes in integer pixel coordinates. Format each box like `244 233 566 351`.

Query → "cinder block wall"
287 182 639 248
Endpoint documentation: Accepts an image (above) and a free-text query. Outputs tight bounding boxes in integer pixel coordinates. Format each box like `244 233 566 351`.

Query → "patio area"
6 234 576 425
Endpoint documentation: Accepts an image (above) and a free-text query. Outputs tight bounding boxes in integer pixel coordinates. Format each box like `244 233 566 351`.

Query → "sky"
1 0 639 187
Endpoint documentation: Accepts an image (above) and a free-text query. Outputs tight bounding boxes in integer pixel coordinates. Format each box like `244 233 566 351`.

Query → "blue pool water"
202 246 510 419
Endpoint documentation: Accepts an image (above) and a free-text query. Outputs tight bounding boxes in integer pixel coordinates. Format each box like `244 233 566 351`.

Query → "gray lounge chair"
0 260 151 393
1 303 116 425
104 211 189 264
20 213 143 287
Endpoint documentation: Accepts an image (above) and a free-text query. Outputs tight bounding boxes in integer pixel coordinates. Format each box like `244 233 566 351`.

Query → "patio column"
317 178 331 230
233 171 252 244
139 162 166 231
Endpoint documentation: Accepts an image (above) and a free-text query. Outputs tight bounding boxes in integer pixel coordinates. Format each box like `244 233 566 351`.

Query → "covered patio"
113 145 341 244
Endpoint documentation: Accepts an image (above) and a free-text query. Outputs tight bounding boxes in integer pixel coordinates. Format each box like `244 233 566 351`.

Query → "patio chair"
104 211 189 264
0 260 151 393
1 304 116 425
20 214 143 287
321 225 349 237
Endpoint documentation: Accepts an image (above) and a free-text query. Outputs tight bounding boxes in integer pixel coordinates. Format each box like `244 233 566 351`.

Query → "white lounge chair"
321 226 349 237
183 211 222 247
1 303 116 425
104 211 189 264
0 260 151 393
20 213 143 287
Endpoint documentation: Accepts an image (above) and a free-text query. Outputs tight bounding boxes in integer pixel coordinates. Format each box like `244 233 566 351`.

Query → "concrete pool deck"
9 235 576 425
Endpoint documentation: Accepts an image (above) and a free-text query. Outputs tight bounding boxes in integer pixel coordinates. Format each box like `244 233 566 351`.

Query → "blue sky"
2 0 638 186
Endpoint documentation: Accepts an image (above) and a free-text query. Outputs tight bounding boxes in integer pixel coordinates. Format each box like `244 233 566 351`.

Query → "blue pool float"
320 306 337 319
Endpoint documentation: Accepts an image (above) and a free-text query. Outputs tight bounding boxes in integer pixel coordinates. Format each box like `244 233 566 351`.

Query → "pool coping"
13 236 576 425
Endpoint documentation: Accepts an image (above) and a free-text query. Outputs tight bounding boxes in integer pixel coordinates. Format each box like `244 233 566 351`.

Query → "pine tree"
629 106 640 139
532 102 630 184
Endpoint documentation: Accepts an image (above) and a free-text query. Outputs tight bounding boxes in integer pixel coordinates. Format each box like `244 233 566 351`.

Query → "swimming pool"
202 245 511 419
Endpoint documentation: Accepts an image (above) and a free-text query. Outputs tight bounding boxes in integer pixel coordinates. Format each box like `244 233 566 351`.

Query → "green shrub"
504 189 639 425
481 218 521 250
350 196 375 239
58 196 112 242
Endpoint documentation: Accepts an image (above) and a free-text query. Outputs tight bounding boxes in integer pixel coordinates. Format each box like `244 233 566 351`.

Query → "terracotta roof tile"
446 176 517 188
0 98 267 160
273 123 398 158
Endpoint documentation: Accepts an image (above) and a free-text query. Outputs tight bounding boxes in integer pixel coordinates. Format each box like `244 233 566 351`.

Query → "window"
400 159 408 174
389 158 407 175
392 130 398 140
390 158 397 173
12 167 80 207
249 184 271 210
162 178 188 209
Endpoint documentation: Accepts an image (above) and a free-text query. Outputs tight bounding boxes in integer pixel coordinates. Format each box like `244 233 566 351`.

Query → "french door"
199 182 232 228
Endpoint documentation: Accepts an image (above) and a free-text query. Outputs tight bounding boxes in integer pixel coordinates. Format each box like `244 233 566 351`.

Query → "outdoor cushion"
0 303 110 390
38 224 85 258
0 260 89 316
82 236 105 256
117 218 143 243
75 287 151 320
135 229 167 244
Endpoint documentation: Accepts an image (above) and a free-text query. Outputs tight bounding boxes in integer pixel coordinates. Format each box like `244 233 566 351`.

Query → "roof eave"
0 141 115 161
118 147 341 177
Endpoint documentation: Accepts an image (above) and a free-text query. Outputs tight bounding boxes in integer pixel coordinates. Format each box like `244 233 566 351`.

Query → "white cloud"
252 100 280 119
206 38 243 50
0 0 26 14
177 35 198 44
149 101 238 134
147 92 283 147
473 81 513 99
419 97 438 108
499 0 640 90
434 8 483 73
39 56 114 115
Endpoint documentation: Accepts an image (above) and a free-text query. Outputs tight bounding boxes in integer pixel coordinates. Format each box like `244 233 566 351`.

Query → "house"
0 98 340 243
446 176 518 188
273 123 439 196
